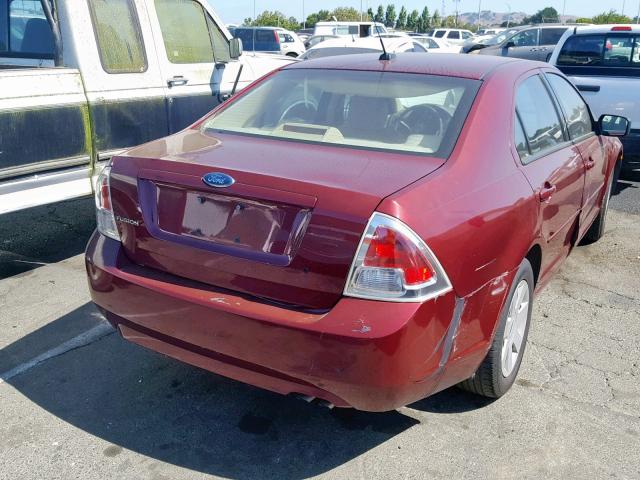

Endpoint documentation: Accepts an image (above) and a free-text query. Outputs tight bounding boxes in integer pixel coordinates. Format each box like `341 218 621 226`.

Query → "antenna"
375 23 394 61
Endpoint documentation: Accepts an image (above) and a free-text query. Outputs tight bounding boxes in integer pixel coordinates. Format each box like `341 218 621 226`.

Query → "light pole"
477 0 482 31
562 0 567 23
622 0 626 16
636 0 640 23
302 0 305 29
506 3 511 28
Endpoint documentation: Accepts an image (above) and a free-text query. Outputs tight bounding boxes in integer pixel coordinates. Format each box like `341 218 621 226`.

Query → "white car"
412 36 462 53
276 29 307 57
549 24 640 173
300 37 427 60
431 28 475 46
313 21 388 37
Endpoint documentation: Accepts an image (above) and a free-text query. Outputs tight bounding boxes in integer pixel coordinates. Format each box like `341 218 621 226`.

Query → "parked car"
431 28 475 46
477 28 506 36
86 53 627 412
462 27 522 53
233 27 305 57
304 34 340 50
300 37 427 60
313 21 388 38
412 36 462 53
549 24 640 173
0 0 293 215
474 25 570 61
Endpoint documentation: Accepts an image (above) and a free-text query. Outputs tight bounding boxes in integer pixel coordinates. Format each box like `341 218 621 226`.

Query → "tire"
458 258 534 398
583 166 615 243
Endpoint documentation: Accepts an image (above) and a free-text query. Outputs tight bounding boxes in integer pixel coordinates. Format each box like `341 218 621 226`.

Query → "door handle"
539 182 556 202
167 76 189 87
585 158 596 170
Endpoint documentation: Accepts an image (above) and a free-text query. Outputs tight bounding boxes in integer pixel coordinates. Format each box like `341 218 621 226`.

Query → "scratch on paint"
352 318 372 334
210 297 228 305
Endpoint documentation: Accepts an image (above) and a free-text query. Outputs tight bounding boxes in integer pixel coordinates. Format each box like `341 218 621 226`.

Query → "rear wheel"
458 258 534 398
584 167 615 243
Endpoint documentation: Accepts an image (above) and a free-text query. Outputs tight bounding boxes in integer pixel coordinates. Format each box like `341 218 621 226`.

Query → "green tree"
375 5 385 23
331 7 361 21
591 10 632 23
444 15 456 27
574 17 592 23
385 5 397 28
305 9 330 28
407 9 419 31
431 10 441 28
525 7 559 24
367 7 375 21
396 6 407 30
247 10 299 30
418 6 430 32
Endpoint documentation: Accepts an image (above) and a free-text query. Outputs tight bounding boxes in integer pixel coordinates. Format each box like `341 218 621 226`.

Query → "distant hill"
457 10 578 26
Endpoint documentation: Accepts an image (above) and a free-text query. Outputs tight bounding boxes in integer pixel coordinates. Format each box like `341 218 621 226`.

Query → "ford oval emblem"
202 172 235 188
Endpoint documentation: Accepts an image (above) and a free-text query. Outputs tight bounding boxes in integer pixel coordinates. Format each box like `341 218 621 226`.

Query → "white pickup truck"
549 25 640 174
0 0 293 214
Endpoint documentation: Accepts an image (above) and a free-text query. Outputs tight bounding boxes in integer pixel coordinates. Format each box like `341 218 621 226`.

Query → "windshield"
202 68 480 157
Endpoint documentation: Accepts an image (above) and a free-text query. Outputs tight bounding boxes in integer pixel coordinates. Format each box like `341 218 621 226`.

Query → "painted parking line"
0 322 114 383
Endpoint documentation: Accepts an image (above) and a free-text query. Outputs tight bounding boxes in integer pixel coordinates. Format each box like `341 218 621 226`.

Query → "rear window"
558 34 640 67
234 28 279 51
202 68 480 158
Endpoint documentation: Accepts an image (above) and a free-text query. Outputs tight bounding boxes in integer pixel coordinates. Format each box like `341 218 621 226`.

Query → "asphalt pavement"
0 174 639 479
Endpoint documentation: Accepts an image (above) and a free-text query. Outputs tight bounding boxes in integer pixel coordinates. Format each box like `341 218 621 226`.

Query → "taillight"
344 213 452 302
611 26 632 31
94 165 120 241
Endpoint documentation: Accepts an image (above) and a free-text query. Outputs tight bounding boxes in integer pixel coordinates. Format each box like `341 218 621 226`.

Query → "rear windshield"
558 34 640 68
233 29 278 51
202 68 480 157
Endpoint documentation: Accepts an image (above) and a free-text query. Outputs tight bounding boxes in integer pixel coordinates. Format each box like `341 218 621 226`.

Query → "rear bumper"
86 232 470 411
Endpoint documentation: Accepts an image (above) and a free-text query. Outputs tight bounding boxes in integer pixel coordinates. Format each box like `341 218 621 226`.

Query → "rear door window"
540 28 567 46
88 0 147 73
3 0 54 58
515 75 565 162
155 0 214 63
557 34 640 74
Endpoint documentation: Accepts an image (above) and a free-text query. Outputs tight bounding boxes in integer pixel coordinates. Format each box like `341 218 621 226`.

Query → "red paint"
86 54 622 411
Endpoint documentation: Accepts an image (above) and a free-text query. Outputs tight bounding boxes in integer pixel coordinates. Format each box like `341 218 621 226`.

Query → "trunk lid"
109 129 444 309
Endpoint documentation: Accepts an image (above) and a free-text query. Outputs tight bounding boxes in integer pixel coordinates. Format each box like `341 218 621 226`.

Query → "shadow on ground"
0 197 95 279
2 304 490 479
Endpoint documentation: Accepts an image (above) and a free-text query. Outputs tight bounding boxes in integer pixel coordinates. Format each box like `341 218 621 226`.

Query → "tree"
591 10 632 23
418 6 430 32
367 7 375 21
375 5 385 23
407 9 419 31
396 6 407 30
525 7 559 24
385 5 397 28
444 15 456 27
305 9 330 28
330 7 361 21
247 10 299 31
575 17 593 23
432 10 441 28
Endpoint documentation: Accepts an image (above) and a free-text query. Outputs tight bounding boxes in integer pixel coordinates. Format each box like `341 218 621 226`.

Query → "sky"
210 0 639 24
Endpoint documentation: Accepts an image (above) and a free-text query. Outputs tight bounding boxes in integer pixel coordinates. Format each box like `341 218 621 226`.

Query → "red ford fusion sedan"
86 54 628 412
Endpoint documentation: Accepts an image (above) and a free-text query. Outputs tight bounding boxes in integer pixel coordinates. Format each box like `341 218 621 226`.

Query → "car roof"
286 52 535 80
569 24 640 35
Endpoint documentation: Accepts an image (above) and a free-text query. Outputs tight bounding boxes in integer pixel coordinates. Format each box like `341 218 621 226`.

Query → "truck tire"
458 258 534 398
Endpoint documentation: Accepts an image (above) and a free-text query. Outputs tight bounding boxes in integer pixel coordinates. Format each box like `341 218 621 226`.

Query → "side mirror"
598 114 630 137
503 41 515 49
230 38 243 60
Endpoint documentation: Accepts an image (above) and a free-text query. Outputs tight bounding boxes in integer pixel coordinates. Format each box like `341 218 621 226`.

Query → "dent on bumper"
86 232 486 411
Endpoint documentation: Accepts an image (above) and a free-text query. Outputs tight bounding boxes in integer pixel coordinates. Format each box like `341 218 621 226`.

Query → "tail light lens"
344 213 452 302
95 166 120 241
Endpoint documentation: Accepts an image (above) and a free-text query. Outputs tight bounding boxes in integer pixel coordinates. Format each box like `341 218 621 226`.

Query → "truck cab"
0 0 292 214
